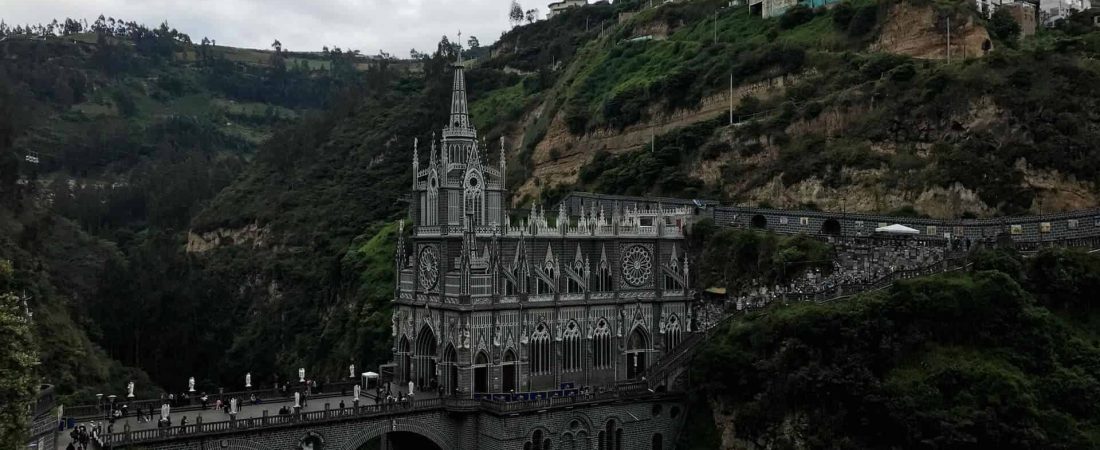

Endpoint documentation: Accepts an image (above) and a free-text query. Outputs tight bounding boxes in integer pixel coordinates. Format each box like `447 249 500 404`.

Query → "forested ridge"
0 13 392 408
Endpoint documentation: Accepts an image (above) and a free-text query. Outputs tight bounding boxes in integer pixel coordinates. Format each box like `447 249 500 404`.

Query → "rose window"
621 245 652 287
419 246 439 290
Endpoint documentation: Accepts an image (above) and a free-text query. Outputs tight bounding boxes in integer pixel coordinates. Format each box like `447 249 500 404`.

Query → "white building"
547 0 587 18
1040 0 1091 24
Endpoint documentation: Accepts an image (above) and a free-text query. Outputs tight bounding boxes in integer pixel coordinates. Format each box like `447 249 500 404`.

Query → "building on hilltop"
548 0 588 18
387 57 696 398
750 0 841 18
1040 0 1092 25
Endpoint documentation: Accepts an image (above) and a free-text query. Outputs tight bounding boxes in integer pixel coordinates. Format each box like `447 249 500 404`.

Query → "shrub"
780 5 816 30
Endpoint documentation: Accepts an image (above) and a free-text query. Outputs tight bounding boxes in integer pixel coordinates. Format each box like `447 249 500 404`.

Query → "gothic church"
388 57 695 398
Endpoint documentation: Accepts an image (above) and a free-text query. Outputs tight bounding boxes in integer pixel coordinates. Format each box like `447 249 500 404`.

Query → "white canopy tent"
362 372 380 389
875 224 920 235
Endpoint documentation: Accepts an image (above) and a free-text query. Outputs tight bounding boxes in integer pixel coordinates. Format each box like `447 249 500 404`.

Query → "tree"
990 8 1021 44
0 260 38 448
526 9 538 24
510 0 525 27
467 36 480 49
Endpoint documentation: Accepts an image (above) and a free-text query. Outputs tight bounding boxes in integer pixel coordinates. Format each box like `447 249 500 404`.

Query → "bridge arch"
339 419 453 450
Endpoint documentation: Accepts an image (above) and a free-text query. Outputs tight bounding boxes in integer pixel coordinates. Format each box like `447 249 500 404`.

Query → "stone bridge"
102 390 686 450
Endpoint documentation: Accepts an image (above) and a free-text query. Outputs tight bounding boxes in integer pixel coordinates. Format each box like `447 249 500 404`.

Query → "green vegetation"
551 0 1100 215
0 15 386 402
688 219 834 291
694 249 1100 448
0 260 37 448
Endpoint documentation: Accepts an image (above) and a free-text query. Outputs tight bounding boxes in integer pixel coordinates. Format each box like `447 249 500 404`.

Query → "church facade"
389 59 695 398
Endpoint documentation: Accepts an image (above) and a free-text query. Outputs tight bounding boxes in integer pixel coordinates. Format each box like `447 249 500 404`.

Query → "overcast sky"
3 0 543 55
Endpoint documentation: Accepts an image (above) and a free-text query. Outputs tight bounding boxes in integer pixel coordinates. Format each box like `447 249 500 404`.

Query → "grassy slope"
509 0 1100 216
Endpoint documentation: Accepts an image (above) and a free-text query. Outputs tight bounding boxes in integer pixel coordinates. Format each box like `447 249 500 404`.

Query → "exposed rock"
516 72 812 203
186 223 270 253
873 2 992 59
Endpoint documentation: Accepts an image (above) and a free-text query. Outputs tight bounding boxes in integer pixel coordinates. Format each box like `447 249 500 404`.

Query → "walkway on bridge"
56 383 431 450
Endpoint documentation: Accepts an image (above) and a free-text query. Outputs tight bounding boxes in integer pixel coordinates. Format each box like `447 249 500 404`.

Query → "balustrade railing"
101 387 673 446
65 381 360 420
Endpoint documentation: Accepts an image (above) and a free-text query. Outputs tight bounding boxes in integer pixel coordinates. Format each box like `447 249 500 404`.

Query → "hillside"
691 248 1100 449
0 18 385 400
484 0 1100 218
3 0 1100 413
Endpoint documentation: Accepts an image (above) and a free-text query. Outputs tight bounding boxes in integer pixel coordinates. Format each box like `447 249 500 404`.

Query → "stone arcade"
389 56 696 397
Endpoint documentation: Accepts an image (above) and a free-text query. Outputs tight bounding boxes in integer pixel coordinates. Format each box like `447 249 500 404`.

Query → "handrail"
65 381 360 419
101 388 678 446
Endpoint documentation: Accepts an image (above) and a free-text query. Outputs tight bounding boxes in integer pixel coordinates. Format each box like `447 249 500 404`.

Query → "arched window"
664 315 682 351
597 261 612 291
530 323 552 375
504 268 517 296
664 254 682 290
536 260 555 295
562 321 582 372
568 258 585 294
592 320 612 369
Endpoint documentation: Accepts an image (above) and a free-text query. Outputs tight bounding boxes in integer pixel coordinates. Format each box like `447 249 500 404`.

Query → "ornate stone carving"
419 246 439 290
621 244 652 287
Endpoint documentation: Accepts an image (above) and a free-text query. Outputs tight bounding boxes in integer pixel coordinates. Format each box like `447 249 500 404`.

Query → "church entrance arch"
625 327 651 379
502 349 517 393
442 344 458 396
414 325 438 391
398 335 411 383
474 351 490 394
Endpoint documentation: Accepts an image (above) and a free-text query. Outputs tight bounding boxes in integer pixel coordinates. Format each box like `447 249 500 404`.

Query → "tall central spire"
449 60 471 131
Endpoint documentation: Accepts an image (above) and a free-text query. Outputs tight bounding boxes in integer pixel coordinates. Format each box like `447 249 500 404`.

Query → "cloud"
2 0 541 55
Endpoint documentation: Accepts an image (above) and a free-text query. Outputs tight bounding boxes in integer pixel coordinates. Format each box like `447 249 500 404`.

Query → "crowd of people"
729 237 952 313
64 424 98 450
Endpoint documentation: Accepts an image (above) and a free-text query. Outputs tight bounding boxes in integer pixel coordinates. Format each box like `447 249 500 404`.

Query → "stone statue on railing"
349 364 356 379
354 384 360 402
127 381 135 398
245 372 251 389
294 391 301 409
299 367 306 382
188 377 195 392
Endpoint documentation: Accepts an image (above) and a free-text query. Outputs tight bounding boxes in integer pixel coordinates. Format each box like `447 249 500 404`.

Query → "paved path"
56 383 436 450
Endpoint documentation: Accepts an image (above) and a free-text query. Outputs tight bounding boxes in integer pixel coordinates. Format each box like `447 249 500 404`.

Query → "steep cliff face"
873 2 993 59
516 73 804 203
